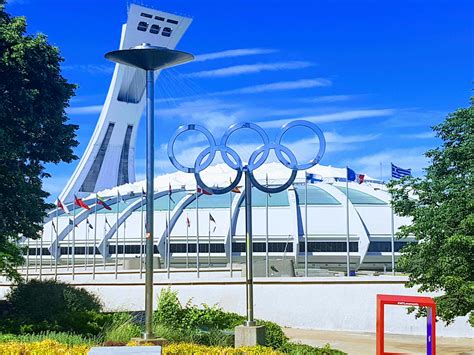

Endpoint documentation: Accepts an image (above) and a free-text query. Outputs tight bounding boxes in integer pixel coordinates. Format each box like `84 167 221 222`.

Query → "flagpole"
186 214 189 269
93 195 98 279
26 237 30 281
196 188 200 278
39 230 43 281
208 213 211 268
265 174 269 278
103 216 107 270
391 206 395 275
85 221 89 269
54 202 59 280
72 200 76 280
35 238 38 272
305 173 308 277
229 190 233 278
49 220 53 271
123 219 126 270
167 188 171 279
345 167 350 276
115 191 119 279
140 191 144 279
66 229 70 270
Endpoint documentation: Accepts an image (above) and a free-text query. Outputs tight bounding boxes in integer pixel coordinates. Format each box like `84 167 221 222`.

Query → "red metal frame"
376 294 436 355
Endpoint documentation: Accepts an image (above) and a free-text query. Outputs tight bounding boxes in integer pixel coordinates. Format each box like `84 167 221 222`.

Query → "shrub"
0 331 97 346
102 312 142 343
0 339 90 354
153 289 345 353
162 343 281 354
4 279 107 336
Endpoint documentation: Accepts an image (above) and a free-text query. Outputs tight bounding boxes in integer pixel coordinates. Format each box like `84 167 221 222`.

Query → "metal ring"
275 120 326 170
220 122 270 168
167 120 326 194
167 124 216 173
193 145 243 195
248 143 298 193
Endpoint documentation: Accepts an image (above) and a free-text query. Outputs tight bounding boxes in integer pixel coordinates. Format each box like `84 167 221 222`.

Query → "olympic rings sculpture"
167 120 326 194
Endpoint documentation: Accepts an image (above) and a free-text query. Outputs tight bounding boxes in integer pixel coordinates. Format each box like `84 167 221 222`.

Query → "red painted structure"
376 294 436 355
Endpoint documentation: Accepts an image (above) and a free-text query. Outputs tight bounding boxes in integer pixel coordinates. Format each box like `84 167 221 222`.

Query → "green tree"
0 0 78 280
388 100 474 326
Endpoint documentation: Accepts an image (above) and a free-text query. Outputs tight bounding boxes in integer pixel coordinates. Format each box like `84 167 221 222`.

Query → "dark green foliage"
0 331 98 346
0 0 78 280
388 100 474 326
3 279 108 336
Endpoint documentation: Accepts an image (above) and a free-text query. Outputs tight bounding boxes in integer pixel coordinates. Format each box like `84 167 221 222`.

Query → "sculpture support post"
144 69 155 340
244 168 255 326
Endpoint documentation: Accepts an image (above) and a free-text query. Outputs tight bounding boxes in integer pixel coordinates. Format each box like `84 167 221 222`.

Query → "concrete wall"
0 273 471 338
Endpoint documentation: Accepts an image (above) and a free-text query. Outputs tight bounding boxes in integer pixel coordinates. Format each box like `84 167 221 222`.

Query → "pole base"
234 325 265 347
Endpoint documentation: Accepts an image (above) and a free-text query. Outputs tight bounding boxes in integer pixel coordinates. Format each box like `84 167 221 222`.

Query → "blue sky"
6 0 473 198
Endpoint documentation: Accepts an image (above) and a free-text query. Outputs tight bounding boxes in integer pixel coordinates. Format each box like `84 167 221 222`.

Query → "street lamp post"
105 44 193 340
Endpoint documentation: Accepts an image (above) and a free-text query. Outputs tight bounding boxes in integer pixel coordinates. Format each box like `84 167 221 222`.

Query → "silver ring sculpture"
168 120 326 193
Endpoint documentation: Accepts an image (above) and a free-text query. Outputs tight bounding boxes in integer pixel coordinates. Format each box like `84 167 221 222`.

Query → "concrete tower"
59 4 192 203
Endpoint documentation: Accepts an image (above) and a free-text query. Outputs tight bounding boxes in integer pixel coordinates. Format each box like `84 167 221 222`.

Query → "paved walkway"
284 328 473 355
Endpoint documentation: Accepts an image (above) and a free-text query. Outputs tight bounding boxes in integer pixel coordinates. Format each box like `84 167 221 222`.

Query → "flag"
52 221 57 234
169 183 175 203
69 219 78 228
391 163 412 179
118 191 127 204
229 178 241 193
86 219 94 230
186 215 191 228
74 196 91 210
197 186 212 195
209 213 216 232
306 172 323 184
57 199 70 214
347 168 365 184
97 195 112 210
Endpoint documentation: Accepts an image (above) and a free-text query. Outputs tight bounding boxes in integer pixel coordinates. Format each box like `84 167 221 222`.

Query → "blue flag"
306 172 323 184
391 163 412 179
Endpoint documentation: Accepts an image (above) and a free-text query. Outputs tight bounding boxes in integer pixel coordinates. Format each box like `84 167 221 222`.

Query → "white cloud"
67 105 103 115
185 61 313 78
301 95 357 103
402 131 434 139
193 48 278 62
216 78 331 96
62 64 114 75
258 109 395 128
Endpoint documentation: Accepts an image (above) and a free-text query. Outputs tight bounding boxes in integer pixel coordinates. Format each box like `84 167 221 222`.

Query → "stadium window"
155 16 165 21
140 12 153 18
137 21 148 32
299 242 358 253
166 19 179 24
232 242 293 253
162 27 172 37
150 24 160 34
367 241 409 252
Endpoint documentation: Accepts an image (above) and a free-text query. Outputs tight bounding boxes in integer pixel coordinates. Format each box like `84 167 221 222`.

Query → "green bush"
0 331 97 346
102 312 141 343
4 279 107 336
153 289 344 353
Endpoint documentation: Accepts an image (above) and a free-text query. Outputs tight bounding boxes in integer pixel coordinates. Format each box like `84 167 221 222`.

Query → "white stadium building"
23 4 414 274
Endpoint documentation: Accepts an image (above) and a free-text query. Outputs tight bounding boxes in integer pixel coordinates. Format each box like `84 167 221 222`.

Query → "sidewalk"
284 328 473 355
